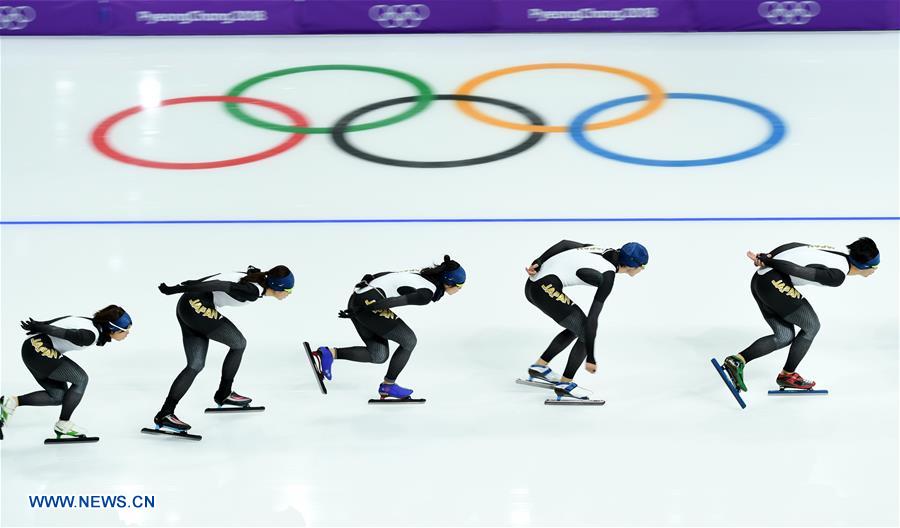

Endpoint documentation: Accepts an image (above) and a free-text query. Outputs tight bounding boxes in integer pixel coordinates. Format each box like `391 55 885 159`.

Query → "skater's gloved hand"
585 362 597 374
20 318 51 335
746 251 765 267
158 282 186 295
337 309 354 319
526 263 539 276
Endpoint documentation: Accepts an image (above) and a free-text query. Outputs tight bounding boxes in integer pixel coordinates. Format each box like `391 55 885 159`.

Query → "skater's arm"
20 319 96 345
532 240 587 269
575 268 613 288
583 272 615 364
158 280 262 300
767 242 806 257
758 256 846 287
358 288 433 312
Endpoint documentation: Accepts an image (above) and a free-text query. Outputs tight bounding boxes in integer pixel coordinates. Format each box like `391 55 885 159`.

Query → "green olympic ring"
224 64 434 134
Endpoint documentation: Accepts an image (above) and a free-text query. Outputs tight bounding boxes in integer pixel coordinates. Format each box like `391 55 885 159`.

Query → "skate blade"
368 398 426 404
204 406 266 413
302 342 328 395
710 358 747 409
768 389 829 395
140 427 202 441
44 435 100 444
515 378 555 389
544 398 605 406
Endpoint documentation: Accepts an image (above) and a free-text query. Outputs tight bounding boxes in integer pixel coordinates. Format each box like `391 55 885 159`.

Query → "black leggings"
525 277 592 380
158 294 247 417
335 291 418 382
738 271 821 372
17 337 89 421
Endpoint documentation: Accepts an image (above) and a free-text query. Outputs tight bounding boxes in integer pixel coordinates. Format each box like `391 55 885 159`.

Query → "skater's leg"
557 310 589 381
335 317 390 363
159 322 209 416
383 321 417 382
539 329 577 363
782 300 820 373
523 278 571 364
526 276 581 376
561 342 587 380
737 274 797 363
17 380 67 407
17 339 67 407
206 317 247 400
737 314 795 363
46 357 89 421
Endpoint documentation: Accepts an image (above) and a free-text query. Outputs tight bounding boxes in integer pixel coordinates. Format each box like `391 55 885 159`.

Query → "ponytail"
420 255 460 283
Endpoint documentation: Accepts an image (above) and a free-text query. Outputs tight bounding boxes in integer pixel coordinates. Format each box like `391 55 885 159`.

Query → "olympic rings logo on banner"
758 1 820 25
369 4 430 29
0 5 36 30
91 62 787 170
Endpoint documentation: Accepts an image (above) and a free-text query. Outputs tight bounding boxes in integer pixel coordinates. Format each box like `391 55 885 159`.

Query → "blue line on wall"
1 216 898 226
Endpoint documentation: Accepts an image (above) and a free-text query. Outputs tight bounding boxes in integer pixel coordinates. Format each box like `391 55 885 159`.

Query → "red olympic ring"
91 96 308 170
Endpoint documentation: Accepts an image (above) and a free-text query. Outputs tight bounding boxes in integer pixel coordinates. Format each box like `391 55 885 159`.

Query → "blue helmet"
108 311 132 332
848 253 879 270
619 242 649 268
441 266 466 287
266 271 295 292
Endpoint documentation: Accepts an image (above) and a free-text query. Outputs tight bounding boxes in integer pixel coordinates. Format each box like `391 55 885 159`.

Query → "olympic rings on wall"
224 64 434 134
91 63 787 170
92 96 308 170
569 93 786 167
332 94 545 168
454 63 666 133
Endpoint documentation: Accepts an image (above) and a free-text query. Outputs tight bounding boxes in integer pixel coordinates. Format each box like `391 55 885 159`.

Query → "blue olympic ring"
569 93 787 167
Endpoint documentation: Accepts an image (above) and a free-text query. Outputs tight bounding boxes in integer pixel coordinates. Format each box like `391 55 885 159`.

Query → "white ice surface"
1 32 898 527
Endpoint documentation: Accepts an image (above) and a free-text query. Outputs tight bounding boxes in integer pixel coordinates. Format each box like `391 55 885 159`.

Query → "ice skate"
516 364 560 389
215 391 253 407
0 395 18 440
206 391 265 413
45 420 99 444
769 372 828 396
776 371 815 390
317 347 334 380
142 413 202 440
710 357 747 409
369 382 426 404
545 381 605 406
155 413 192 431
723 355 747 392
302 342 328 394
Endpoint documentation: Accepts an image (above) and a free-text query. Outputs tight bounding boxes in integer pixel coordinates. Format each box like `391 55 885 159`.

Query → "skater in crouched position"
312 255 465 400
0 305 132 440
153 265 293 432
524 240 648 400
722 238 880 392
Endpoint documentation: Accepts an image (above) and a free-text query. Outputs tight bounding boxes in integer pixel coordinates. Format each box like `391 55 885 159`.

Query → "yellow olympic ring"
454 63 666 133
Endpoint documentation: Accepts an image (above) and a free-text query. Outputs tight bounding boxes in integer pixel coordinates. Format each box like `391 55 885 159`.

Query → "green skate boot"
723 355 748 392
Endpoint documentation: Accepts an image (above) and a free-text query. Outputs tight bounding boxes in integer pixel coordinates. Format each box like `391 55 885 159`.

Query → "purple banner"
302 0 494 33
105 0 301 35
494 0 692 32
693 0 900 31
2 0 897 35
0 1 99 34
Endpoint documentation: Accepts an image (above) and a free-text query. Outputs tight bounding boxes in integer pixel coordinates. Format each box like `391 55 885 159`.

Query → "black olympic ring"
331 94 546 168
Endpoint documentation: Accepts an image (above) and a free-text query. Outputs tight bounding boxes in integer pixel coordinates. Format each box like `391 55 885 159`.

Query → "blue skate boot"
377 382 414 400
317 347 334 380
